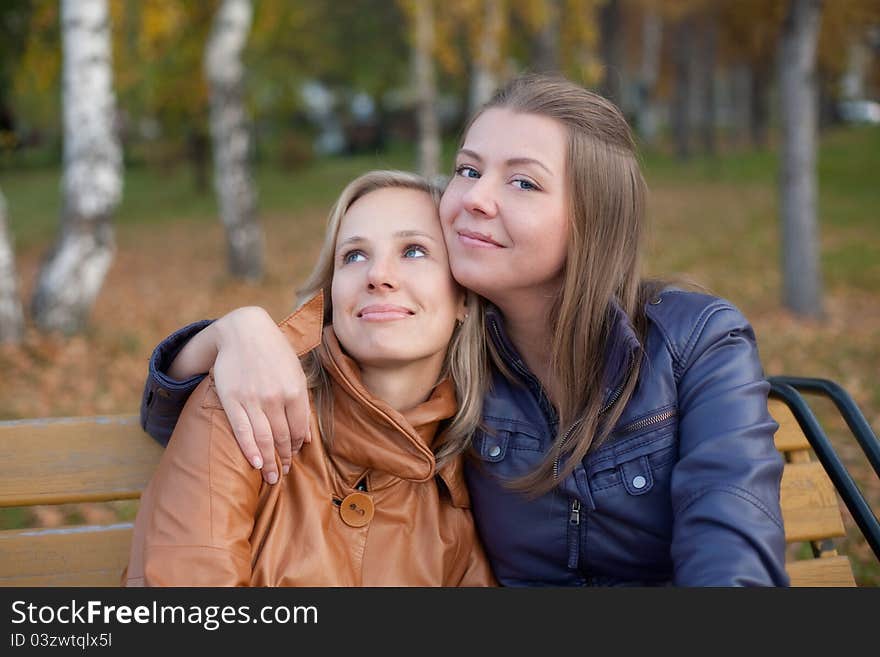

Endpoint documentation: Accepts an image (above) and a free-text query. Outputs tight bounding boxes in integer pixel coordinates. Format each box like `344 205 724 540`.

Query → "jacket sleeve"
140 320 215 446
135 379 263 586
668 301 789 586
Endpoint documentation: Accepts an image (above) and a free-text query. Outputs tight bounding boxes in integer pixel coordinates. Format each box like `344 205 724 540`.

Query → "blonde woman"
140 74 788 586
126 171 495 586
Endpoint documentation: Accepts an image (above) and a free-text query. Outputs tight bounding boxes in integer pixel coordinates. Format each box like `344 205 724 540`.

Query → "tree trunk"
469 0 504 114
0 187 24 343
672 17 694 160
188 127 210 194
732 64 752 147
599 0 623 108
698 12 718 156
205 0 263 281
779 0 823 318
31 0 122 334
636 8 662 146
414 0 440 182
531 0 561 74
750 61 771 150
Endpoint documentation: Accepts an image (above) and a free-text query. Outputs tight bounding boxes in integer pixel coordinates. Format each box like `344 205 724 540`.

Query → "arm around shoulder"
140 319 216 446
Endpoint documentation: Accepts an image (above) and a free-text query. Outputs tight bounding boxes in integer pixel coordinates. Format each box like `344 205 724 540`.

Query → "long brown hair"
296 170 487 469
471 73 662 496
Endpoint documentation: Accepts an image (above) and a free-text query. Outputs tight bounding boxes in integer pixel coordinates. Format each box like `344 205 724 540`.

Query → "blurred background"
0 0 878 584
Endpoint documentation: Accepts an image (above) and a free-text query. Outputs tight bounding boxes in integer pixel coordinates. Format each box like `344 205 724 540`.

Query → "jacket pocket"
586 408 678 495
474 416 545 459
471 417 546 479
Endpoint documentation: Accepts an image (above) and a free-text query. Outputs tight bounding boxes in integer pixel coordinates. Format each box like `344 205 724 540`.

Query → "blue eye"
512 178 538 191
403 245 427 258
342 250 366 264
455 165 480 179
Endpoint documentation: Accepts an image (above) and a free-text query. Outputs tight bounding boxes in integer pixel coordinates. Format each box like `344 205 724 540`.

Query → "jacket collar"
278 292 469 508
485 297 641 407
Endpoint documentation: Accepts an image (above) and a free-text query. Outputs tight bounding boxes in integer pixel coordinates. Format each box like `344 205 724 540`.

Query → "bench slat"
780 461 847 542
786 555 856 587
770 399 811 453
0 523 133 587
0 416 163 507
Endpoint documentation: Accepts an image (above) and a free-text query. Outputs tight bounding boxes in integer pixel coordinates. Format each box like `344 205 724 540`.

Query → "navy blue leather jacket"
140 289 788 586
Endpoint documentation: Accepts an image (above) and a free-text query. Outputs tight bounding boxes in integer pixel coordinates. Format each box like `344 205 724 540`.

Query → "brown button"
339 492 374 528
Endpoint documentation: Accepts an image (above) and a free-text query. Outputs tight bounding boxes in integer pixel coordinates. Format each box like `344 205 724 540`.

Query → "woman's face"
439 108 570 304
331 186 464 370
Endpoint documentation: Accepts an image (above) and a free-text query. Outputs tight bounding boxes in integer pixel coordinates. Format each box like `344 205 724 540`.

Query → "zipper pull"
569 499 581 525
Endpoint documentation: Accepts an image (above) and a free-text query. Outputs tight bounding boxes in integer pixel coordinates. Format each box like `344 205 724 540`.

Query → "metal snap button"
632 475 647 489
649 297 662 305
339 492 374 528
488 445 502 458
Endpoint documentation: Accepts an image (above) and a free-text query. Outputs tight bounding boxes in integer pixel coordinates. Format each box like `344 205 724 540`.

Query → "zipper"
552 418 586 480
552 355 633 481
491 319 533 383
567 499 581 569
613 408 677 438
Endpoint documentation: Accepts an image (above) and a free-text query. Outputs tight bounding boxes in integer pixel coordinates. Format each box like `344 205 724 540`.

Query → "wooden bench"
770 399 857 586
0 416 162 586
0 404 865 587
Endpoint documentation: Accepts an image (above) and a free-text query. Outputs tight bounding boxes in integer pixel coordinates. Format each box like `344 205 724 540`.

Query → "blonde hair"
471 73 663 496
296 170 487 469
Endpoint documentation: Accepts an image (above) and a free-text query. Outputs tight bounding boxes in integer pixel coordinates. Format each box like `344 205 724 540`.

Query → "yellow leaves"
137 0 188 57
12 2 60 125
560 0 601 85
511 0 549 32
818 0 880 79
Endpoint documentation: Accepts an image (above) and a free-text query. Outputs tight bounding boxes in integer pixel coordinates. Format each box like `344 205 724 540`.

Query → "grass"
0 125 878 585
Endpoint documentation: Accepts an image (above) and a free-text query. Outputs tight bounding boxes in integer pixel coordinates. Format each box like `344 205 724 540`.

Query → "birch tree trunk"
469 0 504 114
414 0 440 182
779 0 823 317
0 187 24 343
205 0 263 281
31 0 122 334
636 9 662 145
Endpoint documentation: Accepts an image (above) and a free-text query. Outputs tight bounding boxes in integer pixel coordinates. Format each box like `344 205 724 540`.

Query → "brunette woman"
139 74 788 586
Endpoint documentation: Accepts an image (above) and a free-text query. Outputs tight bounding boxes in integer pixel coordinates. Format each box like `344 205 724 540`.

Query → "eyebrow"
337 230 438 250
457 148 553 176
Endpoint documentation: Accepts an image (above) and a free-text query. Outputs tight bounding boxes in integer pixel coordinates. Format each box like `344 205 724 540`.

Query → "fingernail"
282 465 290 475
267 472 279 485
252 456 263 469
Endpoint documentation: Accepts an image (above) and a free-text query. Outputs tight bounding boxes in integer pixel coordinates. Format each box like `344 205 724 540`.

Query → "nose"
366 254 398 291
461 175 498 219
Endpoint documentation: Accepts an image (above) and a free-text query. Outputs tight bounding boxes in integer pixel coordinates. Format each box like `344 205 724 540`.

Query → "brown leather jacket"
125 293 496 586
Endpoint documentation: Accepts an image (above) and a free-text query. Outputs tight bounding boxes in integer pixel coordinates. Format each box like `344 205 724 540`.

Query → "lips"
457 229 504 248
357 304 415 321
